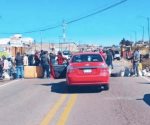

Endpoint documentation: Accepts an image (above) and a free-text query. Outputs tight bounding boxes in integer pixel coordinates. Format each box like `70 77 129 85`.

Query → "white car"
114 50 121 60
62 50 71 60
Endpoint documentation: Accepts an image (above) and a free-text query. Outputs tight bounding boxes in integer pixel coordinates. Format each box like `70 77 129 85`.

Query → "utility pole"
142 26 144 42
134 31 137 43
58 36 61 51
40 31 43 50
62 20 66 51
62 20 66 43
139 26 145 42
34 40 36 51
139 25 145 42
49 41 50 50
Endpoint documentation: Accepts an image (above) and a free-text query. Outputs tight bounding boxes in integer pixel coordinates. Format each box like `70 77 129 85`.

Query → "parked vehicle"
62 50 71 60
66 52 110 90
114 50 121 60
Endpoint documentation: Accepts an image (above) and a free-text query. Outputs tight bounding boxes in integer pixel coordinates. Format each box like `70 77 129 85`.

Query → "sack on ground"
120 70 125 77
3 72 10 79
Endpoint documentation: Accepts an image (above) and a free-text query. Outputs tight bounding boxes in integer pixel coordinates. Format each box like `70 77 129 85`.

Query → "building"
0 34 34 57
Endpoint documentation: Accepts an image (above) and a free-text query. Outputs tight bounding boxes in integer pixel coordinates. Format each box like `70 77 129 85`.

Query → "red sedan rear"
66 52 110 90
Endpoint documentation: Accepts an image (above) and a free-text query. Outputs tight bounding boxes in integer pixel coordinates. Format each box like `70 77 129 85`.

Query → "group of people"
0 47 142 80
99 49 114 69
0 48 68 80
99 48 141 77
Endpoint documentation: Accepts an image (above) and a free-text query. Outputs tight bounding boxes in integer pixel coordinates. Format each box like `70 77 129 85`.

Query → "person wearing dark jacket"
0 58 3 79
28 54 34 66
15 52 24 78
106 50 113 69
41 51 50 78
34 52 40 66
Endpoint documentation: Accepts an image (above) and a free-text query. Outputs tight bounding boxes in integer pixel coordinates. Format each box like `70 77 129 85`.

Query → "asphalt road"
0 76 150 125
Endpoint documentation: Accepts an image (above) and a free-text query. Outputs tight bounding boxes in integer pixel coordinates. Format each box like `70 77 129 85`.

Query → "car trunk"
70 62 105 76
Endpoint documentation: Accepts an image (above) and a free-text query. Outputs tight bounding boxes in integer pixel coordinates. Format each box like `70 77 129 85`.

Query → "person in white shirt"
2 56 10 79
23 53 28 66
3 56 9 71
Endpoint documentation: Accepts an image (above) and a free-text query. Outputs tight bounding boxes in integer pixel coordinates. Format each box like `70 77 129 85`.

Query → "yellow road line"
40 94 67 125
56 94 78 125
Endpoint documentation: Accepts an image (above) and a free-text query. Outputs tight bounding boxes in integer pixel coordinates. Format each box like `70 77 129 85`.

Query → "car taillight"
98 64 108 69
100 69 109 76
67 66 76 73
98 64 109 76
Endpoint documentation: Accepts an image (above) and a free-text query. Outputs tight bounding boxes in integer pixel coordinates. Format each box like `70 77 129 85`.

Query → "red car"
66 52 110 90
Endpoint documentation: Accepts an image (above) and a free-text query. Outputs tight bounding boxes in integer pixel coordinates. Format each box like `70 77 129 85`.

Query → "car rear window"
72 54 103 63
63 51 71 55
115 51 119 54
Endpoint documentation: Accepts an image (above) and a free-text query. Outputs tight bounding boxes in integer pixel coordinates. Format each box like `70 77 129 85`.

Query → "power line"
0 0 128 35
0 24 61 35
67 0 128 24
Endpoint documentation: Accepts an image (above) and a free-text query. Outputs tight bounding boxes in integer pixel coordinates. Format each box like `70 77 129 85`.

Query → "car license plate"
84 69 92 73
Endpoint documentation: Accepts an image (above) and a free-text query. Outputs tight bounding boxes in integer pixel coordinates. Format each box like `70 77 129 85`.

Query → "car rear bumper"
67 75 109 85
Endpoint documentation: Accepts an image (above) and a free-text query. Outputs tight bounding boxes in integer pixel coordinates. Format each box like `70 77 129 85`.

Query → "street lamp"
58 36 62 51
132 31 137 43
138 16 150 57
147 17 150 57
138 25 145 43
34 40 36 51
40 31 43 50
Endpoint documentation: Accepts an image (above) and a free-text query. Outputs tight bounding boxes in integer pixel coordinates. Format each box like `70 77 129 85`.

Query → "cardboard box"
24 66 43 78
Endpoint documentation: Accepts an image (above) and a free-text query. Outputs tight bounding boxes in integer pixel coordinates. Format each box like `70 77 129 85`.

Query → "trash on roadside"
124 67 130 77
120 70 125 77
2 71 10 80
142 68 150 77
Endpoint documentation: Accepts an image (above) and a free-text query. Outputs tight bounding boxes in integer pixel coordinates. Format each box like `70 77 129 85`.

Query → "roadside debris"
111 58 150 77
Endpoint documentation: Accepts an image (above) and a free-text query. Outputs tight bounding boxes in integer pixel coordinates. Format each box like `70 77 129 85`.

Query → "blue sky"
0 0 150 46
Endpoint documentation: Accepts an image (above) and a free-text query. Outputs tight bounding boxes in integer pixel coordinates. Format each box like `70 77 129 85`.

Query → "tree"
120 38 133 46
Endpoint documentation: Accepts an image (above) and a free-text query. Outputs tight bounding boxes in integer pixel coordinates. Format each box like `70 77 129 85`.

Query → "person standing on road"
106 50 113 69
57 51 67 65
28 54 34 66
0 58 4 79
3 56 9 73
50 48 56 65
99 49 107 60
23 53 28 66
41 51 50 78
15 52 24 79
133 48 140 77
34 51 40 66
7 58 14 79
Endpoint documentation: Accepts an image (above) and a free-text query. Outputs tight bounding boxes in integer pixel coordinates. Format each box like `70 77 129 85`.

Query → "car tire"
102 84 109 91
117 57 120 60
